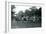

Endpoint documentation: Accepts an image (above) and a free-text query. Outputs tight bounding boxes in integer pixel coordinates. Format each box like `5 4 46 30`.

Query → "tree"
11 5 16 20
17 11 24 17
25 9 31 16
16 11 24 21
11 5 15 16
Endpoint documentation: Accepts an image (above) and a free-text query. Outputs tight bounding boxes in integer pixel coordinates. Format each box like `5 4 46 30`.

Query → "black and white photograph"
0 0 46 33
11 3 42 28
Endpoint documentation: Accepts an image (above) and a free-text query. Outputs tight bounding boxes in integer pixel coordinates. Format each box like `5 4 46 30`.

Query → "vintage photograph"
11 4 41 28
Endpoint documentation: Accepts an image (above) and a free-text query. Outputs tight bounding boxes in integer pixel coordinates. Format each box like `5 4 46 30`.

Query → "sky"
13 5 40 14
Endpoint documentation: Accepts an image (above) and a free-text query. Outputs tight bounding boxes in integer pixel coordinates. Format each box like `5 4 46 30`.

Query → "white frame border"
5 1 45 33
